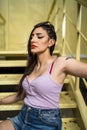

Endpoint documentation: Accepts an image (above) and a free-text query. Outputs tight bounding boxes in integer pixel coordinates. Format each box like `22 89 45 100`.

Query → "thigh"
0 120 15 130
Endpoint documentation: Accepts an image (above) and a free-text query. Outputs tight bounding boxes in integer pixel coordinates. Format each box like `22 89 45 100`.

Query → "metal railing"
82 78 87 89
0 13 6 50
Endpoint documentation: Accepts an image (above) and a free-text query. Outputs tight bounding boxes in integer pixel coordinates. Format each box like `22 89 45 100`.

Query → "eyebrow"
32 33 43 36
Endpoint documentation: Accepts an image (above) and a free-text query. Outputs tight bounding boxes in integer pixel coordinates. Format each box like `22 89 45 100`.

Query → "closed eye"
37 36 44 39
31 33 44 39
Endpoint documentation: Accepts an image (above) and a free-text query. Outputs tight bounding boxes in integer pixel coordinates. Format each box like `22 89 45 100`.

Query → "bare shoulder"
54 56 67 70
56 56 75 63
54 56 87 77
55 56 67 64
55 56 75 70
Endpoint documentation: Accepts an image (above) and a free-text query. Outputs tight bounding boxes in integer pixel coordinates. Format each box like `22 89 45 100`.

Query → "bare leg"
0 120 15 130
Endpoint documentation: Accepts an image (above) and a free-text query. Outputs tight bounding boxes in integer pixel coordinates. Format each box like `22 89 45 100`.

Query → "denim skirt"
8 105 62 130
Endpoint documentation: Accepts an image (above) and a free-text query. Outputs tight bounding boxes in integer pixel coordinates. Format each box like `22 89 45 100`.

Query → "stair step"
0 92 76 111
0 50 60 56
59 92 77 108
0 60 27 67
0 74 69 85
0 74 23 85
0 51 27 56
62 118 81 130
0 50 60 67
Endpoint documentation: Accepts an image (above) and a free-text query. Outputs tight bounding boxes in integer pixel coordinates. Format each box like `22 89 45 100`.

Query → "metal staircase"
0 51 85 130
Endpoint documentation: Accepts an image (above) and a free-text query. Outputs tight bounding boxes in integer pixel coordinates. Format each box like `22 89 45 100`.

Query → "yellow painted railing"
82 78 87 89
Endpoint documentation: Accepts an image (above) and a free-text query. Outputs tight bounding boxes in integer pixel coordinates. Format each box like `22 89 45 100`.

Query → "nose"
31 35 37 43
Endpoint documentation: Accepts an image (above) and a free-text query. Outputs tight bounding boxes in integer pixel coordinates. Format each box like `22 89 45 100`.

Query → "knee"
0 120 15 130
0 121 4 129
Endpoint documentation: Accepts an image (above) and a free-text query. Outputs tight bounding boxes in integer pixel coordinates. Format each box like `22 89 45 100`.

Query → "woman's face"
30 27 53 54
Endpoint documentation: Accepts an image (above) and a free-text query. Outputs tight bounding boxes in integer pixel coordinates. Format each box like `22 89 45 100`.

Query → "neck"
37 52 52 67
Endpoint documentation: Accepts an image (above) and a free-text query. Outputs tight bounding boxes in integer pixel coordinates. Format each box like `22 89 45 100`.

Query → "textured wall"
0 0 53 51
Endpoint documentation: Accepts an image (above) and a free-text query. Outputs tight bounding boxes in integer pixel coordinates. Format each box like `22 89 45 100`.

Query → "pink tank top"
22 61 63 109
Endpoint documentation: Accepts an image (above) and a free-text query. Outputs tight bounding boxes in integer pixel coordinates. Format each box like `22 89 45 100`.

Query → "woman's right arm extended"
0 90 26 105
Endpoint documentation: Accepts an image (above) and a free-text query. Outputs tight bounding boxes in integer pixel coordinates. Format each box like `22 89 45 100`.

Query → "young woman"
0 21 87 130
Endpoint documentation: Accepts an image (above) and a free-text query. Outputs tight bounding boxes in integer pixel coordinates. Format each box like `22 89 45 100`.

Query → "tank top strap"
49 57 57 74
49 61 54 74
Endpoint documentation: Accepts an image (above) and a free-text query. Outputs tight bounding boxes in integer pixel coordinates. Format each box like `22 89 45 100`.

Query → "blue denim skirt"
8 105 62 130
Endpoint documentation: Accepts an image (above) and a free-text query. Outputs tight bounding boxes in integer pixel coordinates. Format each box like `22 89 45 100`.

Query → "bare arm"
0 90 26 104
64 58 87 78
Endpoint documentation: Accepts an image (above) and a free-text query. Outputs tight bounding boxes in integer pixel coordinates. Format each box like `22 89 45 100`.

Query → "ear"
48 39 55 47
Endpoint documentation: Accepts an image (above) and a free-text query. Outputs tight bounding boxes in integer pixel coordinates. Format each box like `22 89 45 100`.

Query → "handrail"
82 78 87 89
78 30 87 42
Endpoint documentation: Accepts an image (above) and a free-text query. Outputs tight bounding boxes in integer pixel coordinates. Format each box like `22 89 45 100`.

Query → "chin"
31 49 44 55
31 50 37 54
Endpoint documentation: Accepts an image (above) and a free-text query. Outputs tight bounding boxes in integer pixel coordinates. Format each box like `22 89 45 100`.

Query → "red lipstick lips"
31 45 37 49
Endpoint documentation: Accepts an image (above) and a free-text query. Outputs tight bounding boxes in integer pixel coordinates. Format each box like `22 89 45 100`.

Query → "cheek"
40 40 49 48
39 44 48 50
